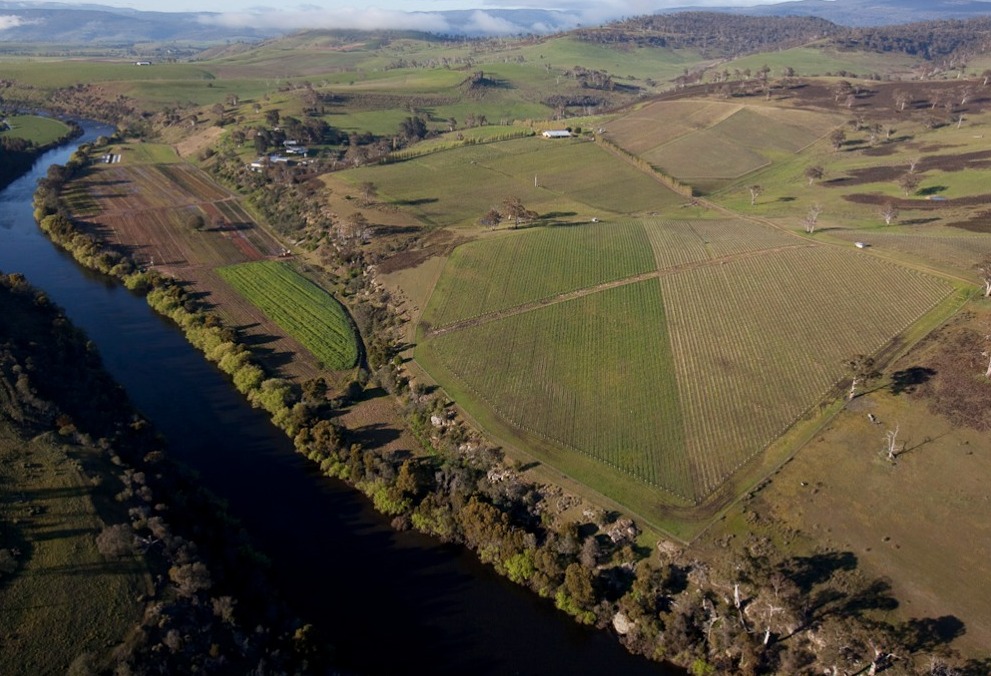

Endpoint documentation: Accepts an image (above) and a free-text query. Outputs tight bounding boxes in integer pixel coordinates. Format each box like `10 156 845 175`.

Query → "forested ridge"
578 12 991 63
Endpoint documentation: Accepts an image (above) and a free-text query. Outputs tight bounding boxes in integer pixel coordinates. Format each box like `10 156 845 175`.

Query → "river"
0 124 674 674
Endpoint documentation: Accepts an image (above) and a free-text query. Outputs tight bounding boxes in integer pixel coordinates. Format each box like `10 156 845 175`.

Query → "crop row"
424 221 656 328
660 246 954 496
218 261 358 370
156 164 232 202
428 280 693 496
835 229 991 274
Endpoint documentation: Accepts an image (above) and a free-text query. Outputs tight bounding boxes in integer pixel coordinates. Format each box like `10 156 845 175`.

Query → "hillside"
5 17 991 673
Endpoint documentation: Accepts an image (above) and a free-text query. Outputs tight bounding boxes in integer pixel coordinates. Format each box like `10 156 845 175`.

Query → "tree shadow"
349 422 401 449
898 615 966 651
394 197 438 206
890 366 936 394
918 185 949 196
782 551 858 593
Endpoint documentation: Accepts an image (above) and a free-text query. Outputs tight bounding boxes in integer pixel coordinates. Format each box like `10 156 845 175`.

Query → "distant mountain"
684 0 991 27
1 0 991 47
0 4 276 44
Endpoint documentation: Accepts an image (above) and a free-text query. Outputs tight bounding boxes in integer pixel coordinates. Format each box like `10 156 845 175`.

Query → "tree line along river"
0 121 675 674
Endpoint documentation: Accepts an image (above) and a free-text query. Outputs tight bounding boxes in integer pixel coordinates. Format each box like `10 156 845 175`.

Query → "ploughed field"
417 217 955 507
63 152 340 380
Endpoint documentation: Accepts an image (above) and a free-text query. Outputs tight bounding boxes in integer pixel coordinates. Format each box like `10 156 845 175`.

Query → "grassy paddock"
0 429 148 675
0 114 71 145
343 136 685 227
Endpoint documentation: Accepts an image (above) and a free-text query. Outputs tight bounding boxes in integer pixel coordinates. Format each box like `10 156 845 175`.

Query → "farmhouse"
541 130 571 139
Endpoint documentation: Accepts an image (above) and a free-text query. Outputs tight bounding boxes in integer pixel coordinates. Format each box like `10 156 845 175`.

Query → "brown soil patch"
374 228 462 275
844 192 991 208
946 210 991 233
828 149 991 189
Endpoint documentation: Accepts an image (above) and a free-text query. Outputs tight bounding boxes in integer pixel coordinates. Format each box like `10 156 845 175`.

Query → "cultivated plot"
659 245 954 497
218 261 359 370
419 218 956 504
423 221 655 328
428 280 689 494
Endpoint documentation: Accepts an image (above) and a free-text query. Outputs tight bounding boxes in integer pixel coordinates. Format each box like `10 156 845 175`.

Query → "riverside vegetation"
0 272 330 673
7 12 991 674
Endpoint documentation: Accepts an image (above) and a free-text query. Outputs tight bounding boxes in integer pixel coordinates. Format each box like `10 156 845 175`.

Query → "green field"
423 221 656 327
343 136 686 228
0 114 70 145
218 261 359 370
427 280 688 492
419 216 957 504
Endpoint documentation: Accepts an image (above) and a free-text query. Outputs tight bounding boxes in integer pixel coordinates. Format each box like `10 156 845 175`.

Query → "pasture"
218 261 359 371
603 99 843 190
341 136 686 228
0 428 148 675
0 114 70 145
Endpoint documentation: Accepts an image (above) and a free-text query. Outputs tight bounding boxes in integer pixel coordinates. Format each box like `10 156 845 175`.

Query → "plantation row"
834 229 991 272
428 280 693 496
660 246 955 496
157 164 234 203
424 221 656 328
641 218 800 270
218 261 358 370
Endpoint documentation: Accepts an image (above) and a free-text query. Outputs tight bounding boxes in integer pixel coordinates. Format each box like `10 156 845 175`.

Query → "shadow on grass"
890 366 936 395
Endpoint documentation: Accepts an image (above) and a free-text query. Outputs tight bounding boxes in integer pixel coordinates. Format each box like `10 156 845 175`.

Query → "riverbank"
0 272 330 674
0 115 81 191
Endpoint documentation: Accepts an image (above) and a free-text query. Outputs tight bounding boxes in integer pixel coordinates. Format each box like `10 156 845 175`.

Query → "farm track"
426 242 815 339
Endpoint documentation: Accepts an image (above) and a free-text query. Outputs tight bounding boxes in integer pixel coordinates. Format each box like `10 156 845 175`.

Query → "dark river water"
0 125 675 675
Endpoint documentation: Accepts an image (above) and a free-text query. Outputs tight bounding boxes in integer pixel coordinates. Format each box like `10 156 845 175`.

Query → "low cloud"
197 7 583 36
0 15 37 31
199 8 453 34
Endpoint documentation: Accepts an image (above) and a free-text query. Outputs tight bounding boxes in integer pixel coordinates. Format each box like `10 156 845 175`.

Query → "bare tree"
829 128 846 151
976 256 991 297
983 69 991 86
898 172 921 196
803 202 823 234
882 424 901 463
478 207 502 228
358 181 377 206
804 165 824 186
893 89 910 111
846 354 878 400
908 156 922 173
747 184 764 206
878 202 899 226
959 85 974 106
